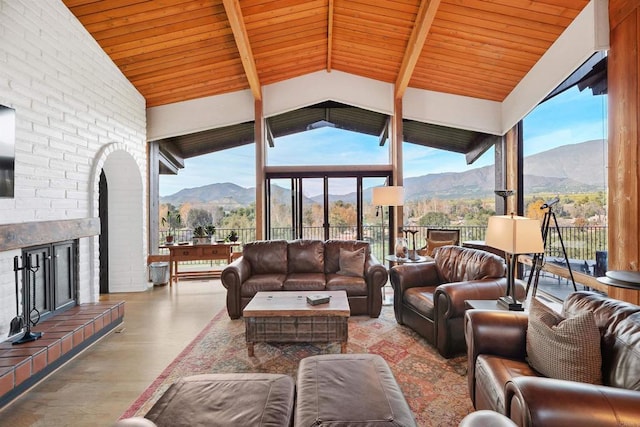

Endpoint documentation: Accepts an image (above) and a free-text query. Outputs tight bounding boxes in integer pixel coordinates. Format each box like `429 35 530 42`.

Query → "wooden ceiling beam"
395 0 441 99
223 0 262 101
327 0 334 72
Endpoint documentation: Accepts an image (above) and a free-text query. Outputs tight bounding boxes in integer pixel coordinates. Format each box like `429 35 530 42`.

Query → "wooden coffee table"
242 291 350 356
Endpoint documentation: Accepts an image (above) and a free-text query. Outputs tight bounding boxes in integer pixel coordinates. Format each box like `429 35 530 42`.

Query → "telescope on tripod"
526 196 577 297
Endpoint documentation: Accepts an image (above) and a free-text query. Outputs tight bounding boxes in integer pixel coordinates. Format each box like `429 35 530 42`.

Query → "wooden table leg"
247 342 254 357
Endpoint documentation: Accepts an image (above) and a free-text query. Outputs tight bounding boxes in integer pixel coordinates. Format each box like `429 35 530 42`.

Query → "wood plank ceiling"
63 0 589 108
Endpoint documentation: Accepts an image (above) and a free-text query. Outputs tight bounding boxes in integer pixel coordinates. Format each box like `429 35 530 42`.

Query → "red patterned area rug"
121 306 473 426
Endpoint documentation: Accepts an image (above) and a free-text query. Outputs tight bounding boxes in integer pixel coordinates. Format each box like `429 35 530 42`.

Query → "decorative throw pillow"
526 298 602 384
426 239 455 257
337 247 365 277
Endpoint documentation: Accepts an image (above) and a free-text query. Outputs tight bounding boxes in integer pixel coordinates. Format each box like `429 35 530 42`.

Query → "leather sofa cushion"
288 240 324 273
435 246 505 283
337 247 365 277
283 273 326 290
243 240 288 274
563 291 640 388
295 354 417 426
324 240 369 274
145 373 294 427
475 355 539 413
404 287 437 319
325 274 368 296
241 274 286 297
607 312 640 390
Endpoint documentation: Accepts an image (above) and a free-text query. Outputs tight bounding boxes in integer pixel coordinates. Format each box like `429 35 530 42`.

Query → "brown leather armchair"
389 245 523 358
465 291 640 426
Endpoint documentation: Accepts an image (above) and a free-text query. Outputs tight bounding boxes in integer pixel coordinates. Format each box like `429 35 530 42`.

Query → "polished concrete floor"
0 279 226 427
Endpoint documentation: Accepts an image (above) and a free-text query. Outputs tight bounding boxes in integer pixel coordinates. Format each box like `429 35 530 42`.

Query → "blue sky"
160 87 607 197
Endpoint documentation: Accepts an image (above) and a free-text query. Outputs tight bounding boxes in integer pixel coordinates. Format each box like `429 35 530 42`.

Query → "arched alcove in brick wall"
97 147 146 293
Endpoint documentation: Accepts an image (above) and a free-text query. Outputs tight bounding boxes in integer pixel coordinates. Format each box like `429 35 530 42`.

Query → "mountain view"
161 139 607 209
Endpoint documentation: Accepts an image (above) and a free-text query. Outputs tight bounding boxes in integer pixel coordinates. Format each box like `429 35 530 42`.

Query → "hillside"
161 139 607 207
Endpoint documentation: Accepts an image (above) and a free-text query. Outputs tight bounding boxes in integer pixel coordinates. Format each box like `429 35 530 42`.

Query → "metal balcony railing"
160 224 607 271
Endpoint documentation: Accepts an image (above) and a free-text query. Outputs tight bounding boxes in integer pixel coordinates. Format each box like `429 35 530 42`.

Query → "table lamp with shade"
485 214 544 311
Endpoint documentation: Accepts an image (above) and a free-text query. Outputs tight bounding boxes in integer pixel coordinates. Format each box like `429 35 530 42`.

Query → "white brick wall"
0 1 148 338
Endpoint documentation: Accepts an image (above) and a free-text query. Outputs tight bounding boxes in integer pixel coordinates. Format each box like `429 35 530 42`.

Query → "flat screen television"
0 105 15 198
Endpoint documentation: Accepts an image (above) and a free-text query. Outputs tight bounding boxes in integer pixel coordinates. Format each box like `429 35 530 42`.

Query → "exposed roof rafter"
327 0 334 72
395 0 441 99
222 0 261 101
63 0 591 108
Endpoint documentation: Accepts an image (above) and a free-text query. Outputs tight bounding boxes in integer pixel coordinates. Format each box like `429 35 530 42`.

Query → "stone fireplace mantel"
0 218 100 252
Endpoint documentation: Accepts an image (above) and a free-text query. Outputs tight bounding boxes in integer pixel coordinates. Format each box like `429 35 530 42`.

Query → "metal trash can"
149 262 169 286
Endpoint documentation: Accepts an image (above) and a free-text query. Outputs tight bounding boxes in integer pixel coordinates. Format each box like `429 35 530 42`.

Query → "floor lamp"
373 186 404 305
485 214 544 311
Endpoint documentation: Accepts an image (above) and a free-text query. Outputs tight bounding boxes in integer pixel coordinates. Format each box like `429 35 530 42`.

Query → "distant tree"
329 200 356 227
221 204 255 229
463 210 493 226
574 217 588 229
418 211 450 227
187 208 212 228
526 199 545 220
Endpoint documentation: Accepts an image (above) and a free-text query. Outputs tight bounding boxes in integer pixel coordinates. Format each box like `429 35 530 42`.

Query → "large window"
522 69 608 300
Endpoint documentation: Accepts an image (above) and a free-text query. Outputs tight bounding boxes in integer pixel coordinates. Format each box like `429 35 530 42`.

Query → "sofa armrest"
220 257 251 319
364 253 388 317
435 278 510 320
505 376 640 427
433 278 514 358
465 309 528 404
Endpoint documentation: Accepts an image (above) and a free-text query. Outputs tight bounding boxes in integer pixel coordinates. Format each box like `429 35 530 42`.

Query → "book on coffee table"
306 294 331 305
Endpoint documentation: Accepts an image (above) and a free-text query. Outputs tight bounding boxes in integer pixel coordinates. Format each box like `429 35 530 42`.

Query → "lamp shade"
372 186 404 206
485 215 544 254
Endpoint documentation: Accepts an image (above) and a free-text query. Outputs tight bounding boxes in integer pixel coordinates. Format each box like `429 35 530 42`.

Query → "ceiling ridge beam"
327 0 334 72
395 0 441 99
223 0 262 100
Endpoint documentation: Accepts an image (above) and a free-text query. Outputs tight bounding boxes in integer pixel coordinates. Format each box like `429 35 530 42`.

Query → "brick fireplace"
0 218 125 408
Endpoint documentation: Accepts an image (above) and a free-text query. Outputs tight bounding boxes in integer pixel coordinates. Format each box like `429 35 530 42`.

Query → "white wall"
0 1 147 339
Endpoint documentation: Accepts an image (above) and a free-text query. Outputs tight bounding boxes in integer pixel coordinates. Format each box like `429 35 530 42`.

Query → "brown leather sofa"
389 245 522 358
221 239 388 319
465 291 640 426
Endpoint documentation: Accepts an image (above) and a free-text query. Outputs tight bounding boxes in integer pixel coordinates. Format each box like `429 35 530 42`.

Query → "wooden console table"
163 243 239 285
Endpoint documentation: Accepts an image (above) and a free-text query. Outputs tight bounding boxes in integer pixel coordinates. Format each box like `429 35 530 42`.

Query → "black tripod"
526 197 577 297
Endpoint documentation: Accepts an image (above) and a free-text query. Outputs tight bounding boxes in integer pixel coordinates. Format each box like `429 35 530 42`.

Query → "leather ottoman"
144 373 295 427
295 354 416 426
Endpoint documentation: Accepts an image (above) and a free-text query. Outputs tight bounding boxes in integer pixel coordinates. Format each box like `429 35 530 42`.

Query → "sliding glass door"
265 171 391 260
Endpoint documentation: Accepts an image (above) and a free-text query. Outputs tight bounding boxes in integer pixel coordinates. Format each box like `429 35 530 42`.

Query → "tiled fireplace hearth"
0 301 124 407
0 218 125 408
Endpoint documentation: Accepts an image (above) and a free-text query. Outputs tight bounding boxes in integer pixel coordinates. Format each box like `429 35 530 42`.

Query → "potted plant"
192 225 209 245
205 224 216 238
161 211 181 244
227 230 239 242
